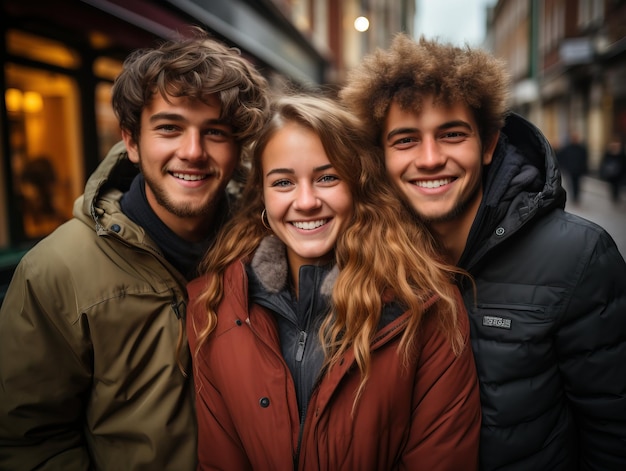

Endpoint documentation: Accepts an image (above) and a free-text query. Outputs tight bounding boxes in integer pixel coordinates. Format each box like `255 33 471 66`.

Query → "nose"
178 130 205 161
417 136 446 169
293 183 321 211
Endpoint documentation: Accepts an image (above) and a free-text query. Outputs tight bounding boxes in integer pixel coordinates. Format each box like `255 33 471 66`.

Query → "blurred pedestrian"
599 134 626 204
19 155 66 237
557 132 588 204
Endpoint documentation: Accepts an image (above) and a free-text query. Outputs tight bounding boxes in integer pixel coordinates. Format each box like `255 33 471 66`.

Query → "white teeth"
292 219 327 230
172 172 207 181
415 178 452 189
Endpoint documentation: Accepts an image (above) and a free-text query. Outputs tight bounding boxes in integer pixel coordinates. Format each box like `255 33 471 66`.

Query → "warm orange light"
5 88 23 112
23 91 43 113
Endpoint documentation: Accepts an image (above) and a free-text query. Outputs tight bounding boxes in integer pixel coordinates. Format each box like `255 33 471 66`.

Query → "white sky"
414 0 498 46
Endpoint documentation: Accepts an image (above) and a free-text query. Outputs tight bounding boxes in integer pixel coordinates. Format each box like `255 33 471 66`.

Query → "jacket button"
111 224 121 233
259 397 270 408
495 227 505 236
235 319 242 326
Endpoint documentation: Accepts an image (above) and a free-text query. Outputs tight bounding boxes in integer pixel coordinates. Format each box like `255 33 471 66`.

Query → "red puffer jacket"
187 260 480 471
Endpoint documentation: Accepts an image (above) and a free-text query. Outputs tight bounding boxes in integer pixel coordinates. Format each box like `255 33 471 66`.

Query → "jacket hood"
248 236 414 335
249 235 338 298
79 140 138 224
460 113 566 269
71 141 166 266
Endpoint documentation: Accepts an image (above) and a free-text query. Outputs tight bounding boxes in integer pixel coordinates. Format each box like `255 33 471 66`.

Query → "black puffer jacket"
459 113 626 471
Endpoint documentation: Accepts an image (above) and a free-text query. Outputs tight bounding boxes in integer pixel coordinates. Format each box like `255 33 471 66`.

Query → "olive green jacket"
0 141 196 470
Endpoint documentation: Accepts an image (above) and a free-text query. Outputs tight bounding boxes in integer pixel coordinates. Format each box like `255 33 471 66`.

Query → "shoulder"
490 209 622 295
538 210 617 262
18 218 97 276
504 208 612 268
14 215 181 309
187 262 248 325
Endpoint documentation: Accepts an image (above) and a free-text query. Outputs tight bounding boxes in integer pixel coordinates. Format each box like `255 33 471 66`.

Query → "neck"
165 215 213 243
430 221 467 265
431 187 484 265
146 192 217 243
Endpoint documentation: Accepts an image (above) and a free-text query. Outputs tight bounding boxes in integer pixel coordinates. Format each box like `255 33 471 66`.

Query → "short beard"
398 165 484 229
148 182 216 219
138 156 217 219
421 181 482 225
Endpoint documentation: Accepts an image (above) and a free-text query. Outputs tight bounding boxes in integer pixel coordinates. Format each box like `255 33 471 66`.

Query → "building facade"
0 0 414 298
487 0 626 169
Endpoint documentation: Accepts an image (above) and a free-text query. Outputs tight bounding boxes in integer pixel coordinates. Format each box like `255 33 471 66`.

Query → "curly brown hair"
111 27 269 146
340 33 510 147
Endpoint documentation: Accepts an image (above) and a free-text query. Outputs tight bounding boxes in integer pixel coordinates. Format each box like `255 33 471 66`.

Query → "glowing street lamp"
354 16 369 32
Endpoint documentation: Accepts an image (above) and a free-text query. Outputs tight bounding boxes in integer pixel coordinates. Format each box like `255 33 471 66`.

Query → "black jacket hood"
459 113 567 270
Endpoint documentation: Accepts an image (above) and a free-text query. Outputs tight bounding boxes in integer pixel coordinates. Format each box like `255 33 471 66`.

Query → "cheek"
262 192 286 221
216 146 239 172
334 189 354 220
384 153 404 179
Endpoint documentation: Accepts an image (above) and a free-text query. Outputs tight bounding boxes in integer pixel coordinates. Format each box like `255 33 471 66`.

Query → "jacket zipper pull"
296 331 307 362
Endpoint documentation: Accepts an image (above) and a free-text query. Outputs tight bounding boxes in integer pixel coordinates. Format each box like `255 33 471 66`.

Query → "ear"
482 131 500 166
121 129 139 164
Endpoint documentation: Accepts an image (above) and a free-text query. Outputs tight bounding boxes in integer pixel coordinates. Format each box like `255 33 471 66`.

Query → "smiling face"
383 97 497 241
122 93 238 240
262 122 353 273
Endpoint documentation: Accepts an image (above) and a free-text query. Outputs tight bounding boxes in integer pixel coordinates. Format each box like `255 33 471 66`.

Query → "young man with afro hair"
341 33 626 471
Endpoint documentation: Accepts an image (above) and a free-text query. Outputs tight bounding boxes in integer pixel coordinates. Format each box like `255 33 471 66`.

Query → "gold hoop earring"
261 209 272 231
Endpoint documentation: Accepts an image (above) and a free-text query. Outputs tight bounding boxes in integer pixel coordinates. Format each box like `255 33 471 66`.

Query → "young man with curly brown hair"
341 34 626 471
0 29 269 470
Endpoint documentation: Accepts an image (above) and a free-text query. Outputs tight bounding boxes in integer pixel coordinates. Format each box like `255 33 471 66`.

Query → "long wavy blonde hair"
191 94 465 400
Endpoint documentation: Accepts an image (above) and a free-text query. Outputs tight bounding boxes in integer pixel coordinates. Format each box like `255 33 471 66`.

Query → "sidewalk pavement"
562 175 626 258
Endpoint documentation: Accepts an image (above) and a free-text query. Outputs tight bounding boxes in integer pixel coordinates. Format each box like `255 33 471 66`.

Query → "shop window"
93 56 123 81
94 56 123 161
95 81 122 161
7 30 80 69
5 63 82 240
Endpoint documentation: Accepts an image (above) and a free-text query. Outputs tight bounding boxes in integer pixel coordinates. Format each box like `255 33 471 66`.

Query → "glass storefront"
2 29 122 244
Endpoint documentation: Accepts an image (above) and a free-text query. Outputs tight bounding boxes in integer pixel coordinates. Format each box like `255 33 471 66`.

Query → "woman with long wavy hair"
187 93 480 470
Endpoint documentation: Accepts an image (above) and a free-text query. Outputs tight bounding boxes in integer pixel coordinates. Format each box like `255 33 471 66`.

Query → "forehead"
261 123 329 170
385 98 476 129
144 92 222 115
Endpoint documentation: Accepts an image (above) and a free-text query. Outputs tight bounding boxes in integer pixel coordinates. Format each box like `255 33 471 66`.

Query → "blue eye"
319 174 339 183
271 179 292 188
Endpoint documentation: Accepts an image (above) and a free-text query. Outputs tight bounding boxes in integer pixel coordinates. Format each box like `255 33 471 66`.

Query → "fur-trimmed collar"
250 235 338 297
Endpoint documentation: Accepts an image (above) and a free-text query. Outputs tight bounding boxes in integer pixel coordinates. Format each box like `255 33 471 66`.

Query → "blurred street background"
564 175 626 257
1 0 626 293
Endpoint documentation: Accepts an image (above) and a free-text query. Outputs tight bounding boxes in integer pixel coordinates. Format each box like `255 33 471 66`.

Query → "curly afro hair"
340 33 510 147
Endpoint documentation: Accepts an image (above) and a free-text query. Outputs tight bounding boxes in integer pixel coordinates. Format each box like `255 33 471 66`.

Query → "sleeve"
0 255 92 471
400 291 481 471
556 230 626 469
186 288 253 471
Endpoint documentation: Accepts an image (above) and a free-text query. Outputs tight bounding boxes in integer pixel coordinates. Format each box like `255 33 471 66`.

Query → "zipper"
295 331 308 361
294 329 311 465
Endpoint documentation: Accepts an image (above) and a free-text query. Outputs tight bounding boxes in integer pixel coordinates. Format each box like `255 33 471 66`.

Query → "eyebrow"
385 120 473 142
265 163 334 177
149 112 229 126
